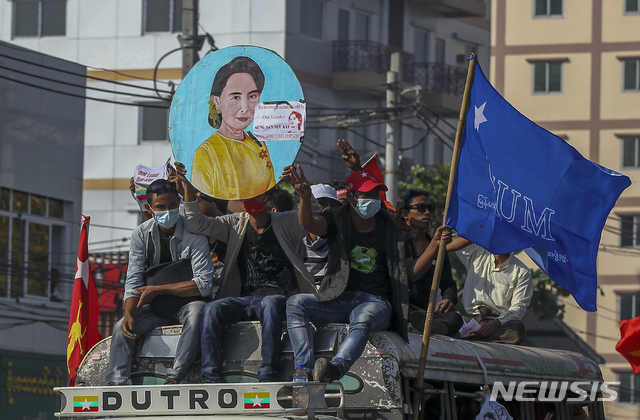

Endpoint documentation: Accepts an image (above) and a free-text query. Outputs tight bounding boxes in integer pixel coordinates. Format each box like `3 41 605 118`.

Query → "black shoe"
313 358 338 383
409 310 427 331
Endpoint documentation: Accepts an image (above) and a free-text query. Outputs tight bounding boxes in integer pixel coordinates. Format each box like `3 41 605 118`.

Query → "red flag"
616 316 640 374
67 215 101 385
362 154 396 213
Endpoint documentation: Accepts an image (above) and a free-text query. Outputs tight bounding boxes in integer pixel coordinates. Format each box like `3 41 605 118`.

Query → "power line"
0 73 169 108
0 64 166 101
0 51 174 94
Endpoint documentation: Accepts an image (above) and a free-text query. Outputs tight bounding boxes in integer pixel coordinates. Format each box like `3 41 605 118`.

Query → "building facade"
491 0 640 417
0 41 85 420
0 0 490 246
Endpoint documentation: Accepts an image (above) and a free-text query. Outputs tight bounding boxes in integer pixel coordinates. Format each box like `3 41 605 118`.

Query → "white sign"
252 101 306 142
133 157 172 211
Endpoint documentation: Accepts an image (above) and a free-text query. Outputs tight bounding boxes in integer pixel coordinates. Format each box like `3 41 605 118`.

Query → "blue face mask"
353 198 382 219
153 208 180 229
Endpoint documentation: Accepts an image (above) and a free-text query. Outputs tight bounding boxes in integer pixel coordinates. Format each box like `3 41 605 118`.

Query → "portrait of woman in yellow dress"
190 56 276 200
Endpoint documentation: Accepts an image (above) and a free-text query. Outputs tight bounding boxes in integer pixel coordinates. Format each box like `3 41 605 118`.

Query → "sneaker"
313 358 338 383
164 377 180 385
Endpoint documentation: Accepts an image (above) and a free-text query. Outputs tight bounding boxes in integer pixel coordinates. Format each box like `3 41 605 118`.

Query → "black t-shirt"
158 231 172 264
321 210 391 301
237 223 298 297
407 235 457 310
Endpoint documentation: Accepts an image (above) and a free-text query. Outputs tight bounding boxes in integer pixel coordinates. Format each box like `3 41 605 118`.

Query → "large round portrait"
169 46 305 200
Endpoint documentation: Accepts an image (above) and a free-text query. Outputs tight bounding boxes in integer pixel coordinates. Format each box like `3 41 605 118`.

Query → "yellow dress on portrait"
191 132 276 200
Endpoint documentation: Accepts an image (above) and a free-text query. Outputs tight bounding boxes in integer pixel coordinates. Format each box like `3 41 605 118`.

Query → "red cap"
336 188 348 197
346 170 388 193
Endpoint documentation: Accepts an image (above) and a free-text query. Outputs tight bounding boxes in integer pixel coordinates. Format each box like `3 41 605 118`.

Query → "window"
618 372 640 404
621 214 640 247
414 29 430 64
622 136 640 169
139 103 169 142
435 38 446 63
623 59 640 91
533 61 562 93
619 293 640 320
144 0 182 33
535 0 563 17
0 188 65 300
338 9 349 40
300 0 323 39
456 42 476 68
13 0 66 38
355 13 369 41
626 0 639 14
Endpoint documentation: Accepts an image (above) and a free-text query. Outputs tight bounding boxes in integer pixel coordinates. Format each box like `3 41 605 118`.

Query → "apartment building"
0 41 85 420
0 0 490 246
491 0 640 416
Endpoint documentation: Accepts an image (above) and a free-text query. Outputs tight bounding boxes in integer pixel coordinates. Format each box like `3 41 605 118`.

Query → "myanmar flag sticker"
244 392 270 409
73 395 99 412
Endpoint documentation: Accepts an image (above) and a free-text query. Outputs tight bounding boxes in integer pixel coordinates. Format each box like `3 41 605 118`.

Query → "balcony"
409 0 486 17
332 40 415 94
414 62 467 116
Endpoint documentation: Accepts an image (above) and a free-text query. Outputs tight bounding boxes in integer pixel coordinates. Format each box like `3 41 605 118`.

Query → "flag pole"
411 53 477 420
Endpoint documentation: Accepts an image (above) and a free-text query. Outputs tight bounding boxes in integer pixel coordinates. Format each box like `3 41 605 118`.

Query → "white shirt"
457 244 533 324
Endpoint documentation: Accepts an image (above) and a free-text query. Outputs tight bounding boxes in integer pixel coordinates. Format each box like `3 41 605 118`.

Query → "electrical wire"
0 64 167 100
0 52 174 94
87 66 172 85
0 73 169 108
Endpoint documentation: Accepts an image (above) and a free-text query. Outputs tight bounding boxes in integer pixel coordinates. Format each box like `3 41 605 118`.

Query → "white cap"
311 184 340 202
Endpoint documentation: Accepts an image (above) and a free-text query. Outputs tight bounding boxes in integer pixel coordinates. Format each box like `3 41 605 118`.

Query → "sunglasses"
147 180 177 195
407 203 435 214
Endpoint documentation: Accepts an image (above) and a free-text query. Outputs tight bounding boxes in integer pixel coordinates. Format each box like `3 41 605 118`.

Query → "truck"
55 321 607 420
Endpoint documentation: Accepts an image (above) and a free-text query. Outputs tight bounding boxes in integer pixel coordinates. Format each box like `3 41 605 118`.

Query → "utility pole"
180 0 200 78
384 52 402 204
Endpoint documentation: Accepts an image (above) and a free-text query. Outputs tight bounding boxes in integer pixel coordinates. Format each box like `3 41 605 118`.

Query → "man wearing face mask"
284 162 417 383
174 169 320 383
106 179 216 385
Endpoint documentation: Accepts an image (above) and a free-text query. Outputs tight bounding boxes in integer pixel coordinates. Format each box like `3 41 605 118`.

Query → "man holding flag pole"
66 215 101 386
411 53 631 420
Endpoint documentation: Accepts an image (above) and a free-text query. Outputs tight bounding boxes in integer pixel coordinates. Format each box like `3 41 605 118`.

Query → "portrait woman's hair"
208 56 266 129
289 111 303 130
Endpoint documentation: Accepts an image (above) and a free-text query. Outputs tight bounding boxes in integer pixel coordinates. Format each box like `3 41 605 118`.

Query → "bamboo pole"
411 53 477 420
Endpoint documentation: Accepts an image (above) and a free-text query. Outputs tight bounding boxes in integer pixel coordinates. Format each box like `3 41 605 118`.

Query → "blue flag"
445 62 631 311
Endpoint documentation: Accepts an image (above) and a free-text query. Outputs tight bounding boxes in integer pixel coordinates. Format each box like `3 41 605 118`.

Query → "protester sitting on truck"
447 236 533 344
106 178 216 385
396 189 462 337
173 165 319 383
304 184 342 288
284 140 446 382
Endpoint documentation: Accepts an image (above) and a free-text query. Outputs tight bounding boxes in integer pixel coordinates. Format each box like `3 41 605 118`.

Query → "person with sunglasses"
106 178 216 385
172 165 320 383
396 190 462 337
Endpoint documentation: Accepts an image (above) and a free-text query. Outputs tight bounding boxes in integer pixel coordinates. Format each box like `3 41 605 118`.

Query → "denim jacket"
123 216 216 301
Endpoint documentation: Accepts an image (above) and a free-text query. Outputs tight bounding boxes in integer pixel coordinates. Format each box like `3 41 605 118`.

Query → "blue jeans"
106 300 206 385
286 291 392 378
200 295 287 382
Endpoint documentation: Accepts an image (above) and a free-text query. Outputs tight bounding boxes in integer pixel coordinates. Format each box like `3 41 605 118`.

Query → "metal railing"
413 62 467 97
332 40 415 83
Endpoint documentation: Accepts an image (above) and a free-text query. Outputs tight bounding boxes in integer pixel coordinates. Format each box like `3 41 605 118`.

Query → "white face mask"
352 198 382 219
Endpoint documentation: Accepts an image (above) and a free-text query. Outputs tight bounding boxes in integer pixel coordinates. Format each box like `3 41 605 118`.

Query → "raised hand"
337 139 362 171
282 165 312 200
